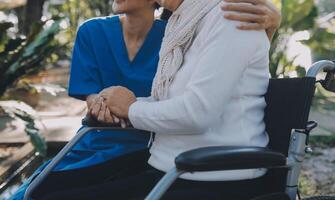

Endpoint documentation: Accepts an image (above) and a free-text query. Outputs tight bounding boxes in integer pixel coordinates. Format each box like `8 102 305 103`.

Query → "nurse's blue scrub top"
59 16 166 171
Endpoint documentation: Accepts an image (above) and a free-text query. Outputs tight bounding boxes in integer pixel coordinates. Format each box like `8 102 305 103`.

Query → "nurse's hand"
86 94 99 110
222 0 281 40
100 86 137 119
89 95 120 124
96 101 129 128
89 95 103 117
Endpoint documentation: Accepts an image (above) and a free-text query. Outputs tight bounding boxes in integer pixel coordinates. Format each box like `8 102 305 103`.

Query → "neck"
121 11 155 41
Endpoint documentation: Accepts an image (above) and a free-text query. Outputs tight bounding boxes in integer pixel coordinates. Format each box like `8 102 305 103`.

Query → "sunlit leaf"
30 83 66 96
0 101 47 157
282 0 315 29
291 5 317 31
0 19 63 96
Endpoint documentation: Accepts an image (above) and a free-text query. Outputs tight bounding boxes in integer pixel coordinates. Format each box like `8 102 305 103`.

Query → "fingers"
224 0 267 5
120 119 127 128
95 101 128 128
87 94 99 114
101 98 120 123
86 94 97 110
113 115 120 124
108 106 124 118
224 12 267 24
222 3 266 15
222 0 278 32
99 90 110 98
104 106 114 124
97 101 107 122
90 97 103 117
102 106 125 126
97 103 123 125
105 106 126 128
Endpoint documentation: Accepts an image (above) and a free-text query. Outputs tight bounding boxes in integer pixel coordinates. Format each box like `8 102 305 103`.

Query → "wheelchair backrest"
264 77 316 156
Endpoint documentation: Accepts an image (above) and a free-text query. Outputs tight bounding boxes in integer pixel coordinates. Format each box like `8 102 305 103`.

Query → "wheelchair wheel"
303 196 335 200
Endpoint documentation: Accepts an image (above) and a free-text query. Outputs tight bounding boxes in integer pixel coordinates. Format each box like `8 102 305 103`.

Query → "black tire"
303 196 335 200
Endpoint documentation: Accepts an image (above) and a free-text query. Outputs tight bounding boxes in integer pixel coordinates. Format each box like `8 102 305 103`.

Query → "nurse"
10 0 281 199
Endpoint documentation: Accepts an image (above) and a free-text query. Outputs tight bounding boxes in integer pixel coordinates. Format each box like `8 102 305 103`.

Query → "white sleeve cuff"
129 101 148 131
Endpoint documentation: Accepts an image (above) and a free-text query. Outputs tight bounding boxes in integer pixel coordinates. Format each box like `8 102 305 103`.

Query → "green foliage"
48 0 112 51
0 101 47 157
282 0 316 30
270 0 318 78
309 135 335 148
271 0 335 78
0 1 109 157
0 18 63 157
0 19 62 96
303 28 335 61
87 0 112 17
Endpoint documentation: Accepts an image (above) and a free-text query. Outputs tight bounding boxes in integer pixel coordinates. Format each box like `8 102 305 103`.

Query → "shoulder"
77 16 119 34
198 4 270 50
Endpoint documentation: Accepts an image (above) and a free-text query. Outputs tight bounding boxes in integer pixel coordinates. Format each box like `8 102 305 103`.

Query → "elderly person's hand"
99 86 137 122
222 0 281 40
86 94 99 110
87 94 103 117
88 93 121 125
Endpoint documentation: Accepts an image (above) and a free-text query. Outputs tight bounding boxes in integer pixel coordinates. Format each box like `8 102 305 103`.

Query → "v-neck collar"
116 16 157 66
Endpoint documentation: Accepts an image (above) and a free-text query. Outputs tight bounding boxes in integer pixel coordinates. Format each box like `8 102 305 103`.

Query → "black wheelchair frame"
23 60 335 200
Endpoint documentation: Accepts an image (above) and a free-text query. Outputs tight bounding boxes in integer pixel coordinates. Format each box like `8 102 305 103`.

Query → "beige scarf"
151 0 222 100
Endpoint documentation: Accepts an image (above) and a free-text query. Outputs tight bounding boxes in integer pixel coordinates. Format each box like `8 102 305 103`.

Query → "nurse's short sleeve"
68 25 102 100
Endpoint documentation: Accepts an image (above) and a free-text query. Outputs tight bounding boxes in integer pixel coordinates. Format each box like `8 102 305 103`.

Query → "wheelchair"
24 60 335 200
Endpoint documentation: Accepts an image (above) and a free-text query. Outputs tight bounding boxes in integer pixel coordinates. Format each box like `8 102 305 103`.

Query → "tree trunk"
14 6 25 34
104 0 111 16
23 0 46 34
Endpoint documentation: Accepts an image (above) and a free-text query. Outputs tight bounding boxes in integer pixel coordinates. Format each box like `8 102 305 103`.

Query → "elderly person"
40 0 278 200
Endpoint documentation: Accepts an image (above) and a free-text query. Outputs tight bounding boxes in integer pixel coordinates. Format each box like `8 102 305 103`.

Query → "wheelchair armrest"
82 115 136 130
175 146 286 172
82 115 117 127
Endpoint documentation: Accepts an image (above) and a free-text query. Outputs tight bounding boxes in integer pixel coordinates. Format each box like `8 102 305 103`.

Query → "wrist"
86 94 98 100
86 94 99 110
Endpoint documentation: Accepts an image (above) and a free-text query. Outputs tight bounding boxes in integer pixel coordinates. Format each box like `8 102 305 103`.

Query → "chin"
112 2 126 14
112 8 124 15
155 0 162 5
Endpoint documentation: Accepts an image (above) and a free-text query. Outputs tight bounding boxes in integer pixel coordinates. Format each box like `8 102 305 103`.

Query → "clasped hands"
87 86 137 128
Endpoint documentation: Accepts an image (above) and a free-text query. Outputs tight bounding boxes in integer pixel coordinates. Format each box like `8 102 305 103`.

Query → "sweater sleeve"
129 16 269 134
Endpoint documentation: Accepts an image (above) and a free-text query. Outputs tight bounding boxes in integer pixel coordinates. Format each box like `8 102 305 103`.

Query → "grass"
299 171 319 197
299 169 335 197
309 134 335 148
